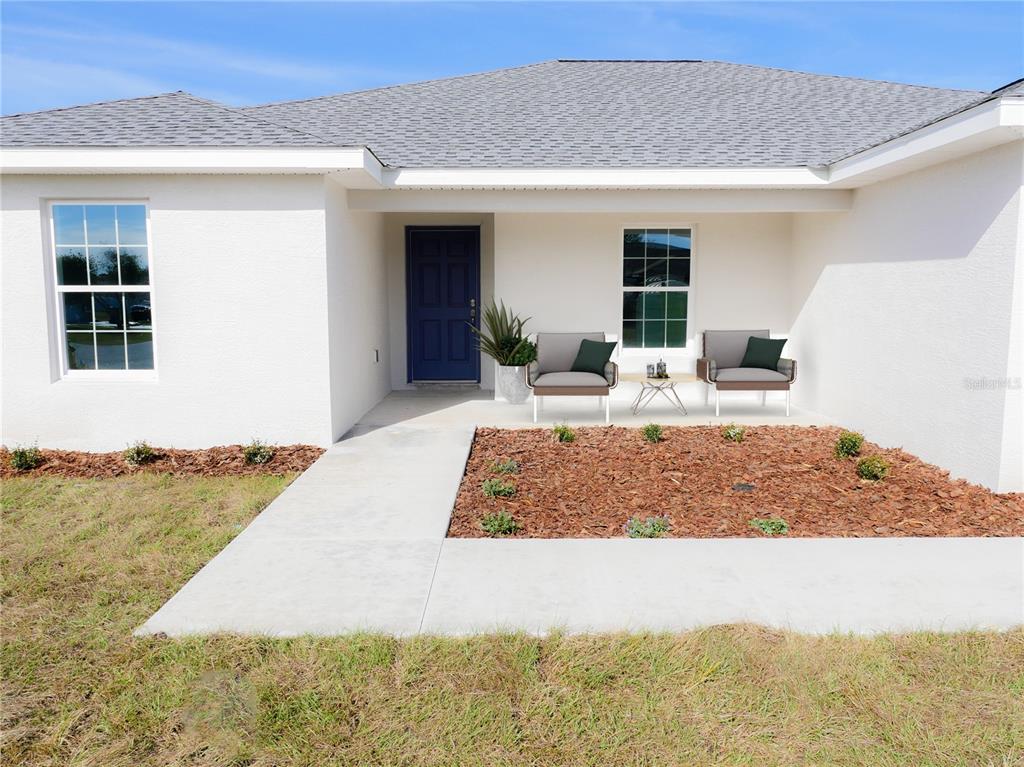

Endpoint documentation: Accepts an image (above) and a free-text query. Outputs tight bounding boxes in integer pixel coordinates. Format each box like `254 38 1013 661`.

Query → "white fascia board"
382 166 829 189
0 146 384 182
828 97 1024 186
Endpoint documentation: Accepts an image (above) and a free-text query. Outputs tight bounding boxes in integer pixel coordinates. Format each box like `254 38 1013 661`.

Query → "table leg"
651 383 688 416
632 385 661 415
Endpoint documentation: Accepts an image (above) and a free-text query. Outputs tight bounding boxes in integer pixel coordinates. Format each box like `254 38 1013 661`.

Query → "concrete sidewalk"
139 422 472 636
138 393 1023 637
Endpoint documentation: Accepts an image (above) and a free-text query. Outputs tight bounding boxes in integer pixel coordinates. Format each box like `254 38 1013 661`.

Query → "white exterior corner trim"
0 146 384 183
382 166 830 190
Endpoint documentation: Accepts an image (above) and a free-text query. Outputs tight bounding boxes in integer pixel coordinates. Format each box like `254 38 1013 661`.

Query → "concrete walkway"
140 422 473 635
139 393 1024 637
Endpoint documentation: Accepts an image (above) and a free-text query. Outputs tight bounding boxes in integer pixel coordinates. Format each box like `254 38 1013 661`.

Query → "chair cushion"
532 372 609 388
571 339 618 376
715 367 789 382
703 330 769 369
536 332 604 375
740 336 787 370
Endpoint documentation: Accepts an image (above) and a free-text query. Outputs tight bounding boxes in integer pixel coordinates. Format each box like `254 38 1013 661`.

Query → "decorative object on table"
469 301 537 405
656 357 667 378
646 363 656 378
620 371 696 415
526 333 618 423
696 330 797 416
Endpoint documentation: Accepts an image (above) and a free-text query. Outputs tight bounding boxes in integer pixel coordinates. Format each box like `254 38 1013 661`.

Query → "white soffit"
382 166 829 190
347 188 853 213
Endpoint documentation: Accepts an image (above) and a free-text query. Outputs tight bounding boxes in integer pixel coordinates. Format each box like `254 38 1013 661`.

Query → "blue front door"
407 227 481 382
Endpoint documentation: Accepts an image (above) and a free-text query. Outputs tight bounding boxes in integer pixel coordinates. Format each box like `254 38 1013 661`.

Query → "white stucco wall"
1 174 335 450
492 212 794 380
790 141 1023 491
325 181 390 439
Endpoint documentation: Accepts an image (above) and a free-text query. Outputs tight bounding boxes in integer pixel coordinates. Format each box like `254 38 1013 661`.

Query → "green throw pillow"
740 336 787 370
571 339 617 376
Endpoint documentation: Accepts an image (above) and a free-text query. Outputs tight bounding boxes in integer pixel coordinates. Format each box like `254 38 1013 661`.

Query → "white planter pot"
497 365 530 404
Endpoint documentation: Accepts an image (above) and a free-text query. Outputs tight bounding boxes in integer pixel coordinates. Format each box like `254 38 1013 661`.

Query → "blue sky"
2 1 1021 115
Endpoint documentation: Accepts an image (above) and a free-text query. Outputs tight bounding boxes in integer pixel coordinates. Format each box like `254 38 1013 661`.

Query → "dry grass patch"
3 475 1023 766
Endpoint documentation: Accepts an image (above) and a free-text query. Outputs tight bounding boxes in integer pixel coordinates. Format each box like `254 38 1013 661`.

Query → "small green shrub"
482 478 516 498
243 439 275 465
624 516 671 538
491 458 520 474
481 511 519 536
641 423 664 444
834 430 864 459
552 423 576 443
750 518 789 536
856 454 890 481
8 444 42 472
721 423 746 443
123 441 156 467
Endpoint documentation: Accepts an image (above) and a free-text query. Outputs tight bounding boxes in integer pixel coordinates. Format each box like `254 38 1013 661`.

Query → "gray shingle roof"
243 60 988 167
1 61 998 167
0 91 333 147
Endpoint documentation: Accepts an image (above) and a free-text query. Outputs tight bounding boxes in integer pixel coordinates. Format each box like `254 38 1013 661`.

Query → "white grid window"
622 228 691 348
51 204 154 371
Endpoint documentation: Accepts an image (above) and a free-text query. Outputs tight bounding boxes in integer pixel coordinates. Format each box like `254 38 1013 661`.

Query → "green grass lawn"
2 475 1022 766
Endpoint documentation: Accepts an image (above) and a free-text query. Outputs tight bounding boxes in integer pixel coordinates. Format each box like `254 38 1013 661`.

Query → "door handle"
469 298 476 320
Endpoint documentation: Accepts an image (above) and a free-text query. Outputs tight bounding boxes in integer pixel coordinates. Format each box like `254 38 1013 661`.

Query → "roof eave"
828 95 1024 187
0 145 384 186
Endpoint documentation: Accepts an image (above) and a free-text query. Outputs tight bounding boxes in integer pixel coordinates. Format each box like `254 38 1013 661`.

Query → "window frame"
47 200 158 380
619 224 695 353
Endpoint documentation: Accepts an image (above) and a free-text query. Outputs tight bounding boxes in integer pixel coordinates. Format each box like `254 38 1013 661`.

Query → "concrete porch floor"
137 391 1022 637
361 385 828 429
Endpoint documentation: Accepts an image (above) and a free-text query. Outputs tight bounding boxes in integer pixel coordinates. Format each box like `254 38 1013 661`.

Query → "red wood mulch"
0 445 324 479
449 426 1024 538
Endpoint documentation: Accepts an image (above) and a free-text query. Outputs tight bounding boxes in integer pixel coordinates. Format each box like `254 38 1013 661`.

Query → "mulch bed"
449 426 1024 538
1 444 324 479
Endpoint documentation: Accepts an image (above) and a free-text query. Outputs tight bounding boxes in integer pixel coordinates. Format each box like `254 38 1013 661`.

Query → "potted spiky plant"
469 301 537 404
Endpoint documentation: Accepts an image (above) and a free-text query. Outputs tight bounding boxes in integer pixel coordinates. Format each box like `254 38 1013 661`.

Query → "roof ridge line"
1 91 189 120
556 59 703 63
701 59 988 96
175 92 337 146
991 76 1024 95
824 89 999 164
242 60 559 110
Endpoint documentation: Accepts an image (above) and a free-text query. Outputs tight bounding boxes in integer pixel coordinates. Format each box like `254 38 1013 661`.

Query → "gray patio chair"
696 330 796 416
526 332 618 423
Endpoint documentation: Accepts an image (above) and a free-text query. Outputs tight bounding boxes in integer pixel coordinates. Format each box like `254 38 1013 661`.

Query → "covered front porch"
357 186 850 410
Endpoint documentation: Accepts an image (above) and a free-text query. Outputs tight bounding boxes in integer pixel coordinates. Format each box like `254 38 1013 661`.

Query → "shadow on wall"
785 142 1023 489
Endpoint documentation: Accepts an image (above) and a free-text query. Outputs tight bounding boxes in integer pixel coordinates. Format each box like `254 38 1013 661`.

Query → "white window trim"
47 200 158 381
619 224 695 355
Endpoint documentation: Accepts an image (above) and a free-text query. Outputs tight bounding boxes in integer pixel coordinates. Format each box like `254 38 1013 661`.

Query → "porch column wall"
790 140 1023 492
324 181 390 440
